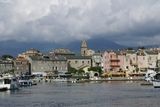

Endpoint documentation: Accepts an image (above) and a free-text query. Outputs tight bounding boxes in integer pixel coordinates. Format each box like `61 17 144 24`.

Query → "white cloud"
0 0 160 46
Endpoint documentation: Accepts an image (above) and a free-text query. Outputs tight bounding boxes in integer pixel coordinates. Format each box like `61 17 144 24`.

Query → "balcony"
110 59 120 62
110 64 120 67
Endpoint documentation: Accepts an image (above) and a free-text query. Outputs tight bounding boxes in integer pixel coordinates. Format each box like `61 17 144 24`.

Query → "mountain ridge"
0 38 126 56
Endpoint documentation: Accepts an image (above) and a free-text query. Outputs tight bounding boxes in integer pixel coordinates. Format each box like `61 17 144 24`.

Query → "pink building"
102 49 156 73
102 50 136 72
102 51 121 72
118 52 127 71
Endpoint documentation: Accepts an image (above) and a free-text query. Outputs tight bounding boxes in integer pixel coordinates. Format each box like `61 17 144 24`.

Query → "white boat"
0 76 19 91
144 69 156 82
152 73 160 88
140 69 156 86
18 75 32 86
53 77 68 82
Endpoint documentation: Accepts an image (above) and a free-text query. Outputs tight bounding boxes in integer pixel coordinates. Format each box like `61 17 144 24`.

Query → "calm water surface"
0 81 160 107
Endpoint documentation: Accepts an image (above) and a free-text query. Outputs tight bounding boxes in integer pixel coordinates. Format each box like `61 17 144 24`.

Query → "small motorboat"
18 75 32 87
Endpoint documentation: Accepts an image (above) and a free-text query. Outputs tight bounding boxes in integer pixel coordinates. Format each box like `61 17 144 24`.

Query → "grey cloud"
0 0 160 46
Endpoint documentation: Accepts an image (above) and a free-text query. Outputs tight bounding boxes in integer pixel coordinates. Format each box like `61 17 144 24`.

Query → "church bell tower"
81 40 88 56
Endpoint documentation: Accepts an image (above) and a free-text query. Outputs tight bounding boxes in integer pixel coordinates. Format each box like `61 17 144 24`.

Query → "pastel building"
146 50 158 69
157 53 160 68
102 51 120 72
92 53 102 67
137 50 148 72
125 50 137 73
102 50 138 73
117 52 127 71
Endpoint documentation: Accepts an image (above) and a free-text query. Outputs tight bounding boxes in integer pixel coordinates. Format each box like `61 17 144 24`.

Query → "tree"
68 64 78 74
127 47 133 50
138 46 145 50
1 55 14 60
88 67 103 74
77 69 85 75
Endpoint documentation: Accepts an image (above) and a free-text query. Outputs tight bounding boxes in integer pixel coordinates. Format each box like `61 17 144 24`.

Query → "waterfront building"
102 50 139 73
125 50 138 73
146 50 158 69
14 56 30 75
49 56 68 75
92 53 102 67
157 53 160 69
102 49 160 76
28 55 68 76
102 51 120 72
67 56 92 70
117 52 127 71
0 60 14 74
137 50 148 72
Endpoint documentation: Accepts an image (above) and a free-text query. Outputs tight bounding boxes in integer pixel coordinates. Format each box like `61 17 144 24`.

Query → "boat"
53 77 68 82
140 69 156 86
152 73 160 88
31 79 37 85
144 69 156 82
18 75 32 87
0 76 19 91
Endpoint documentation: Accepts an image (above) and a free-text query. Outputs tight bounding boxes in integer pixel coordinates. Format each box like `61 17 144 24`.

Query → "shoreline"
75 77 145 83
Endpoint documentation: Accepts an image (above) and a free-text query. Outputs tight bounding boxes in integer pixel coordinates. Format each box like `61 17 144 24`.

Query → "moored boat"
53 77 68 82
0 76 19 91
18 75 32 87
152 73 160 88
144 69 156 82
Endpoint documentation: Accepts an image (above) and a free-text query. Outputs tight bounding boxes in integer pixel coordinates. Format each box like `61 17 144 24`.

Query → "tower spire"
81 40 87 48
81 40 88 56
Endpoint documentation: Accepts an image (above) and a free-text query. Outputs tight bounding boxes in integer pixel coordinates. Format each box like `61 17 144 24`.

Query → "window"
82 61 84 64
75 61 78 64
143 57 145 60
84 50 86 55
133 57 135 60
4 79 11 84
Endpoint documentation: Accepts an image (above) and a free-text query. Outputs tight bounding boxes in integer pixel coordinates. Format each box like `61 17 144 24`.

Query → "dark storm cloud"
0 0 160 46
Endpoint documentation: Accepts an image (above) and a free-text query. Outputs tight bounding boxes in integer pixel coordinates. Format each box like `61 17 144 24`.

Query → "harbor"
1 0 160 107
0 81 160 107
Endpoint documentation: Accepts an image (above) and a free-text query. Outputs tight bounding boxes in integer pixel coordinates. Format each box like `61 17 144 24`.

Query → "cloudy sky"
0 0 160 46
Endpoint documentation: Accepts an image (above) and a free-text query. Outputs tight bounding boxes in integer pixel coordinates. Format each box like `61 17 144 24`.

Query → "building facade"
80 40 95 56
102 51 120 72
14 56 30 75
67 56 92 70
92 53 102 67
29 56 68 75
0 60 14 74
